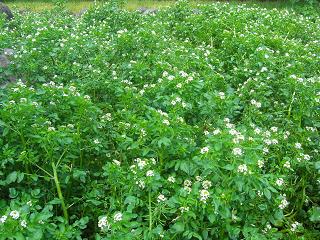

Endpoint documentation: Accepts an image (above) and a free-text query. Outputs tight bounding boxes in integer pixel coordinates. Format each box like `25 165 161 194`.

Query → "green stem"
77 125 83 168
148 190 152 232
52 162 69 222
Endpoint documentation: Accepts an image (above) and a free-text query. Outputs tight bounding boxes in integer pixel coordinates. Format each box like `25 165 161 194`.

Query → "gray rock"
75 7 88 17
0 3 13 20
3 48 15 56
138 7 158 15
0 76 17 89
0 54 10 68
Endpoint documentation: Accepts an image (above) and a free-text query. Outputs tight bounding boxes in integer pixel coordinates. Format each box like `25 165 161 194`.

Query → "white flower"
199 189 210 203
202 180 212 190
113 160 121 166
276 178 284 187
136 180 145 189
20 220 27 228
295 143 302 149
257 160 264 168
195 176 202 182
184 180 192 187
176 83 182 88
261 67 268 72
218 92 225 99
94 139 100 144
9 100 16 104
200 146 209 154
69 86 76 92
279 197 289 209
9 210 20 220
290 221 300 232
180 206 189 213
84 95 91 100
213 129 221 135
254 128 261 135
48 127 55 132
183 186 192 194
163 119 170 126
0 215 7 223
146 170 154 177
27 200 32 206
232 148 243 156
271 127 278 132
67 124 74 129
167 75 175 81
263 147 269 154
113 212 122 222
168 176 176 183
237 164 248 174
302 154 310 161
283 161 290 169
137 160 147 169
157 194 167 202
98 216 110 230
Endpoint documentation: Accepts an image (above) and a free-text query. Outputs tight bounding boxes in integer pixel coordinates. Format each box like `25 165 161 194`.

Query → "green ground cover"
0 1 319 239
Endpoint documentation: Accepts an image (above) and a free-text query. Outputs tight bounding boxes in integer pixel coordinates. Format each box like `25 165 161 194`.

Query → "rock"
0 48 18 89
75 7 88 17
0 54 10 68
3 48 15 56
138 7 158 15
0 3 13 20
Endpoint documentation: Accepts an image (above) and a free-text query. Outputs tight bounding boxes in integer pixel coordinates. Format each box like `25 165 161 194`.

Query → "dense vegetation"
0 1 319 239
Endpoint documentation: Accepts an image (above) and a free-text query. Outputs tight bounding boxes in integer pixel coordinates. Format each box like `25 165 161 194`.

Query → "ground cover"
0 1 319 239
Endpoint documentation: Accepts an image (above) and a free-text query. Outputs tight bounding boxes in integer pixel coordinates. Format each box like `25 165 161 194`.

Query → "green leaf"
158 137 171 147
264 188 271 200
172 222 185 233
309 207 320 222
6 171 17 184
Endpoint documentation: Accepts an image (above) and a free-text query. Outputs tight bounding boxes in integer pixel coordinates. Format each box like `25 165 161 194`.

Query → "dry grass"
5 0 293 13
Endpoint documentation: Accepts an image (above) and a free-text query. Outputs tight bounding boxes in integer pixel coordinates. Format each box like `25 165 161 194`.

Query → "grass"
4 0 298 13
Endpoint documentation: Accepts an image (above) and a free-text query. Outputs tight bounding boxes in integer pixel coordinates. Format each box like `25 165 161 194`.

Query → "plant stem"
148 190 152 232
52 162 69 222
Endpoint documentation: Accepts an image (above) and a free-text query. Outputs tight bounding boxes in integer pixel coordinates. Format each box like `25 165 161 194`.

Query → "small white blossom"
9 210 19 220
163 119 170 126
237 164 248 174
184 180 192 187
113 212 123 222
94 139 101 144
218 92 225 99
213 129 221 135
180 206 190 213
283 161 291 169
200 146 209 154
0 215 7 224
157 194 167 202
168 176 176 183
232 147 243 156
290 221 300 232
295 143 302 149
257 160 264 168
20 220 27 228
98 216 110 230
276 178 284 187
48 127 55 132
202 180 212 189
146 170 154 177
279 197 289 209
113 160 121 166
136 180 145 189
199 189 210 203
